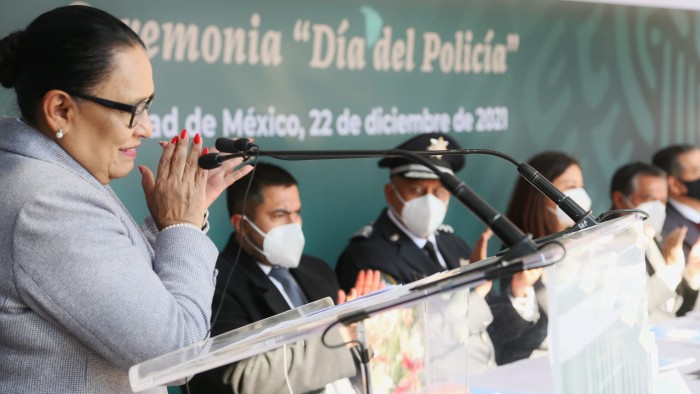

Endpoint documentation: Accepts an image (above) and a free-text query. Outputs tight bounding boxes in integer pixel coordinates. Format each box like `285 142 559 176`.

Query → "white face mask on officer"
392 184 447 238
624 198 666 237
548 187 592 228
243 216 305 268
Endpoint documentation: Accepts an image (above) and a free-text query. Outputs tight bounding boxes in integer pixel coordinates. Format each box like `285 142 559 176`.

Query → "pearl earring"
56 128 64 139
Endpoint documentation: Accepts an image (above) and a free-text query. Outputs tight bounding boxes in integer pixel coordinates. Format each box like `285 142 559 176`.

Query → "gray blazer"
0 118 219 393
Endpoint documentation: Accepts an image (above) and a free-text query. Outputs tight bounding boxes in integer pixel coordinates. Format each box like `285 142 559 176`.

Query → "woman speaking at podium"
0 6 251 393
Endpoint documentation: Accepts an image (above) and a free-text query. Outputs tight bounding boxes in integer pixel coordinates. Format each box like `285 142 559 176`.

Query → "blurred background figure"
652 145 700 316
609 161 694 324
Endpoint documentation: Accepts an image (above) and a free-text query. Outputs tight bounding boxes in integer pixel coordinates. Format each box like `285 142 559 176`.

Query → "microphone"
435 167 538 261
215 138 254 154
203 138 539 260
198 138 257 169
198 153 227 169
517 163 597 230
204 139 597 231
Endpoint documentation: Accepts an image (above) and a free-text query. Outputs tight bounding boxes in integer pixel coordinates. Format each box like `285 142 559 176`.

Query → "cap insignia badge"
428 137 449 159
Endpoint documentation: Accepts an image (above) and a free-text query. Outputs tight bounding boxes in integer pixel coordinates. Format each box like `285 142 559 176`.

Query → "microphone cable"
184 154 260 393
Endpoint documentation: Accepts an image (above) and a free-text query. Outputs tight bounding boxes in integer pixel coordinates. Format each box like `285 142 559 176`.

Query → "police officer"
335 132 496 374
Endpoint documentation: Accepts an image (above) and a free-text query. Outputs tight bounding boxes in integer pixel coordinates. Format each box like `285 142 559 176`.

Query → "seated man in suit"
335 132 496 375
652 145 700 316
188 162 381 394
609 161 697 323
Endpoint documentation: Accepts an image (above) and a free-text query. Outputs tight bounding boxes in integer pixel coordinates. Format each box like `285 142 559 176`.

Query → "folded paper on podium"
128 229 567 393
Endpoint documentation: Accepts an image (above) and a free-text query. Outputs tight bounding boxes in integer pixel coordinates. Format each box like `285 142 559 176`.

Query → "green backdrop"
2 0 699 263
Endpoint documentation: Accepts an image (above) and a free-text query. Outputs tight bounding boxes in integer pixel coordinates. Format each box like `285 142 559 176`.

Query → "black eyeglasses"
71 92 155 128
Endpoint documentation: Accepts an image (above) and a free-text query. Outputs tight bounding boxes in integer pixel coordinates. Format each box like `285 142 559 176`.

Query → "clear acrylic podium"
129 213 653 394
545 213 656 394
471 213 657 394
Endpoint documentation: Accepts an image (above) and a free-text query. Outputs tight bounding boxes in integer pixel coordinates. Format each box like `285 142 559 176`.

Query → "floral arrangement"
358 289 471 394
364 307 425 393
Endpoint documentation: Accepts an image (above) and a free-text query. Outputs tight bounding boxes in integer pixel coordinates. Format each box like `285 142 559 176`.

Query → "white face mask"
549 187 592 228
635 200 666 238
243 216 305 268
392 185 447 238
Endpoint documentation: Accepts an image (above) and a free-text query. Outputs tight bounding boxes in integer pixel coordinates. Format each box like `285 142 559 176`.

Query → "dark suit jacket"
335 209 472 291
187 235 341 393
661 203 700 316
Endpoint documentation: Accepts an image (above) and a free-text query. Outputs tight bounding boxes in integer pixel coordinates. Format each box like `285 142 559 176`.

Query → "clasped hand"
140 131 253 230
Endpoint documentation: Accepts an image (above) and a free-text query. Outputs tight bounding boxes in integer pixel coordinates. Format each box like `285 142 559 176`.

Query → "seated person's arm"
506 269 542 322
222 330 356 394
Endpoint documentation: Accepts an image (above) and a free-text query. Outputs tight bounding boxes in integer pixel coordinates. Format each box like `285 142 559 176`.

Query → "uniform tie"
423 241 443 270
269 266 309 308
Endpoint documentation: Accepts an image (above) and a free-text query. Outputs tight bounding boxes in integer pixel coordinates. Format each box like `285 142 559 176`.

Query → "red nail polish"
171 136 178 144
180 129 187 139
137 165 143 173
194 133 201 144
202 147 208 155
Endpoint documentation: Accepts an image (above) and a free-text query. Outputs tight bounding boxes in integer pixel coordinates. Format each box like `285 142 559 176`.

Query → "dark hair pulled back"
0 5 144 123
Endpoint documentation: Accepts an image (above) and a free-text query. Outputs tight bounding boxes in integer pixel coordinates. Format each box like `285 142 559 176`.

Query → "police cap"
378 132 465 179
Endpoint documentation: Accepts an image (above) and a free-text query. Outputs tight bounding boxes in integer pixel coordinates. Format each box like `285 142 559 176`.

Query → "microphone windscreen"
216 138 251 153
198 153 222 169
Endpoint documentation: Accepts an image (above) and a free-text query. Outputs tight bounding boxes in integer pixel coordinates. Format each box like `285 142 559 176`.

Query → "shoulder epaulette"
437 223 454 233
351 223 374 239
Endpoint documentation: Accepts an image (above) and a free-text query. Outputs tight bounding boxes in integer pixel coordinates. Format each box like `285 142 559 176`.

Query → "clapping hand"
686 238 700 281
200 140 255 208
662 226 687 267
337 269 385 304
469 228 494 263
140 132 252 229
511 268 543 298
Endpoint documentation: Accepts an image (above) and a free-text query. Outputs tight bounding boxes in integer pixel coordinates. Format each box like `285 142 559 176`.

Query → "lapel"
291 259 334 303
221 236 291 315
375 210 442 281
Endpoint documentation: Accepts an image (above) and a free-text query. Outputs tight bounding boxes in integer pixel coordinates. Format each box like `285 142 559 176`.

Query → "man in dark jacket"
188 162 380 394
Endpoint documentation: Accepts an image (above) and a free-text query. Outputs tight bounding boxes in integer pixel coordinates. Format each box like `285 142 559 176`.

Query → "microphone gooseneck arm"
516 163 598 230
394 149 538 258
200 142 597 231
201 139 539 259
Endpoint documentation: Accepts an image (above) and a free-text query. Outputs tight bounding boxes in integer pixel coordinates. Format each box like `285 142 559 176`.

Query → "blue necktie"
269 267 309 308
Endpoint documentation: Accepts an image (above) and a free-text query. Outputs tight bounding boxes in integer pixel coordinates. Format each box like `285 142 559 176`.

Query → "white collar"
386 207 438 248
257 262 273 275
669 198 700 224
